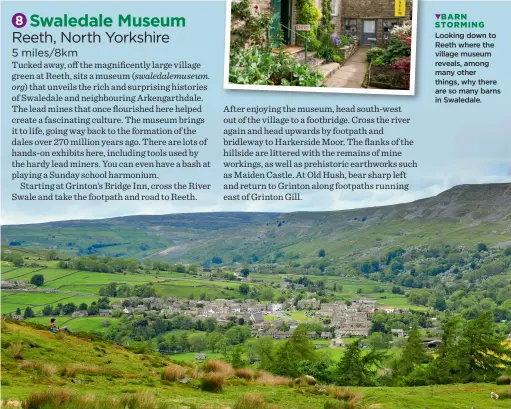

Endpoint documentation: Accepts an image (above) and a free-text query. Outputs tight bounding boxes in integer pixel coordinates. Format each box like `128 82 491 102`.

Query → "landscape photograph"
1 183 511 408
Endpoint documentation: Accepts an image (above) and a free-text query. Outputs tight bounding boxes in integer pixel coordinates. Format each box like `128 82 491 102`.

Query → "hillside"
2 320 510 409
2 183 510 264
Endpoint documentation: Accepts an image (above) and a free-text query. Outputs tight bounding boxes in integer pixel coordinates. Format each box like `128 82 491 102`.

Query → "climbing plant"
230 0 275 54
318 0 333 36
296 0 321 44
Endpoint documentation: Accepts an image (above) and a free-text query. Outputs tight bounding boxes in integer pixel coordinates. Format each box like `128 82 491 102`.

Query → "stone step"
316 62 341 81
294 50 317 63
272 46 305 56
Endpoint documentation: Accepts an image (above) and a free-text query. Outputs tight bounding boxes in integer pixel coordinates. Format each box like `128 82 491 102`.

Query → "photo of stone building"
268 0 413 47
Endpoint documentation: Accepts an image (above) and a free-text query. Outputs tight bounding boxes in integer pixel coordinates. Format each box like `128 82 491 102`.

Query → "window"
383 20 397 42
363 20 376 34
344 19 357 37
331 0 339 16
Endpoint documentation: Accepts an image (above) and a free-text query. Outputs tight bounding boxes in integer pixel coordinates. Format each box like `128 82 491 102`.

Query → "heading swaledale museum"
243 0 413 46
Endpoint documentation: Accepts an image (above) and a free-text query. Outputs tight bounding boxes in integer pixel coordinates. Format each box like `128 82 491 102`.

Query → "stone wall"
335 0 413 45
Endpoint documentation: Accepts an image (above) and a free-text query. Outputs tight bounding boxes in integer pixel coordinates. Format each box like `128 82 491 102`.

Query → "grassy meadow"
1 320 510 409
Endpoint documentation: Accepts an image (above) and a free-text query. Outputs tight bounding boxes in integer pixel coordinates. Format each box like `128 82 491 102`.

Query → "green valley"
2 183 511 408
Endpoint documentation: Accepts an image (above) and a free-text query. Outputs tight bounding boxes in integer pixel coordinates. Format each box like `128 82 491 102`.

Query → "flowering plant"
392 56 411 88
391 23 412 37
330 34 341 47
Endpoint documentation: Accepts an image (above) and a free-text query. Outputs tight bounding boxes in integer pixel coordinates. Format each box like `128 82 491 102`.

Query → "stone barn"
233 0 413 47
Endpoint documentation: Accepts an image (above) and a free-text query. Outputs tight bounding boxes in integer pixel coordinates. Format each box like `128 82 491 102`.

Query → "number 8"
16 15 24 25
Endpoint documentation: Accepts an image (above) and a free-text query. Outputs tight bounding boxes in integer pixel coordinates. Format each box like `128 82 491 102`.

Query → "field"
1 291 100 315
1 320 510 409
1 249 420 319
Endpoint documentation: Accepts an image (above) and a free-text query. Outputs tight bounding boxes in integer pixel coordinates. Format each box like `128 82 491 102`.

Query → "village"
2 273 411 351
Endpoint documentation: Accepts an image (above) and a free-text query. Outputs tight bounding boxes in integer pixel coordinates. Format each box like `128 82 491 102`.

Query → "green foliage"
24 307 35 318
58 255 139 274
230 0 274 53
229 48 324 87
366 47 385 62
336 340 386 386
188 332 207 352
426 313 511 384
30 274 44 287
314 32 344 63
366 332 392 350
239 283 250 295
391 328 429 380
298 353 333 383
375 37 411 65
476 242 488 252
272 325 316 377
228 344 247 369
318 0 333 36
296 0 321 42
99 282 156 298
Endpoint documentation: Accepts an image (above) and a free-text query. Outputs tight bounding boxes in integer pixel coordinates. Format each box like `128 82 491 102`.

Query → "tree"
211 256 223 265
53 304 63 316
456 312 511 382
87 304 99 316
206 332 224 353
15 308 22 315
504 247 511 256
240 267 250 277
318 249 326 257
366 332 391 350
99 282 117 297
42 305 53 316
228 344 247 369
336 339 385 386
179 332 190 352
62 303 77 315
23 307 35 318
173 264 186 273
11 255 24 267
476 242 488 252
188 333 207 352
168 335 178 352
426 318 469 384
46 250 58 260
391 328 428 378
239 283 250 295
204 317 217 332
78 303 88 311
254 337 275 370
30 274 45 287
273 326 316 377
259 287 274 301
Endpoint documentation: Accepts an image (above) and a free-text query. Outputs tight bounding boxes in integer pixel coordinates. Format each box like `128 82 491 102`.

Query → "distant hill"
2 183 510 264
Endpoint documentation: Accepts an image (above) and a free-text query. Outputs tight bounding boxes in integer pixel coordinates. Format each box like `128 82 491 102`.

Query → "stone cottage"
232 0 413 47
336 0 413 45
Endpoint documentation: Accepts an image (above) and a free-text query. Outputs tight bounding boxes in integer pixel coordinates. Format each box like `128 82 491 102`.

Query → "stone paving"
324 46 369 88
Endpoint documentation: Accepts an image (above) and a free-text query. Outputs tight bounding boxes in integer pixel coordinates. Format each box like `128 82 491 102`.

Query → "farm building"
233 0 413 47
